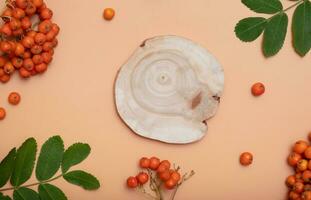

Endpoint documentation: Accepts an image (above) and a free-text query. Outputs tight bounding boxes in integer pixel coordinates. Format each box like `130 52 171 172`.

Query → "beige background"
1 0 311 199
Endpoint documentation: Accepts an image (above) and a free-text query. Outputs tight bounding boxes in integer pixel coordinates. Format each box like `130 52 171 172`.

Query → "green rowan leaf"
36 136 64 181
0 148 16 187
61 143 90 173
242 0 283 14
63 170 100 190
263 13 288 57
292 0 311 56
235 17 267 42
38 184 67 200
13 188 39 200
10 138 37 187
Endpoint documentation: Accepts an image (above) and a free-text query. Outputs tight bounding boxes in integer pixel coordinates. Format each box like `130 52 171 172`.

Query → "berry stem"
170 170 195 200
136 186 158 200
0 174 63 192
147 169 163 200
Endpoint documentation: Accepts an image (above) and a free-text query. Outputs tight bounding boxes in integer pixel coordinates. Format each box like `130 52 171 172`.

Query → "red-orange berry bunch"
127 157 181 190
126 156 194 200
0 0 59 83
286 133 311 200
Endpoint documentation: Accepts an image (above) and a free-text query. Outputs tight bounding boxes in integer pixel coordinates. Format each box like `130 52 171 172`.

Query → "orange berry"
1 23 12 36
51 23 60 35
32 0 43 8
15 0 28 9
240 152 253 166
139 157 150 168
126 176 138 188
157 164 169 173
45 30 56 42
12 57 23 69
32 54 43 65
8 92 21 105
160 160 171 169
38 20 52 34
35 63 47 73
22 51 32 59
9 18 21 31
0 107 6 120
23 58 34 71
2 8 13 19
40 8 53 20
1 41 12 53
12 28 23 36
251 82 265 96
288 152 302 167
0 74 10 83
27 30 37 38
170 171 181 182
149 157 160 170
297 159 309 172
34 33 47 45
31 45 43 55
293 182 304 194
19 67 31 78
22 36 35 48
51 38 58 47
294 141 309 154
286 175 296 187
158 170 171 181
0 56 7 67
103 8 115 20
4 62 14 74
302 191 311 200
136 172 149 184
0 68 4 77
303 170 311 182
25 2 36 16
42 42 53 52
12 8 25 19
289 191 300 200
305 147 311 159
41 52 52 64
21 17 32 30
15 42 25 56
164 179 177 190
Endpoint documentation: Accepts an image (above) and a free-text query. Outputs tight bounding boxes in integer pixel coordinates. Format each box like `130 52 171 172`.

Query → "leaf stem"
283 0 304 12
267 0 304 20
0 174 64 192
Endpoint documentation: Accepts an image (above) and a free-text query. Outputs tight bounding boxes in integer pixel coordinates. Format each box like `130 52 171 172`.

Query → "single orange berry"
240 152 253 166
139 157 150 168
0 107 6 120
103 8 115 20
8 92 21 105
251 82 265 96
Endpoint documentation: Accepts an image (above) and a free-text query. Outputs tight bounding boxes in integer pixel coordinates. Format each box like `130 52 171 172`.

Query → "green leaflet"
36 136 64 181
63 170 100 190
0 148 16 187
235 17 267 42
0 193 11 200
13 188 40 200
10 138 37 187
263 13 288 57
61 143 90 173
38 184 67 200
242 0 283 14
292 0 311 56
